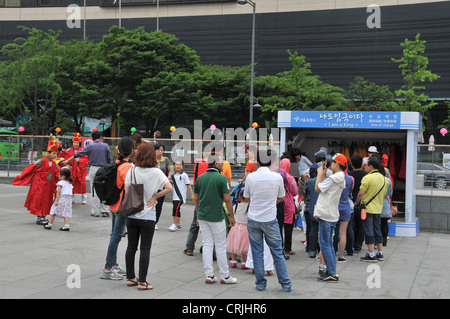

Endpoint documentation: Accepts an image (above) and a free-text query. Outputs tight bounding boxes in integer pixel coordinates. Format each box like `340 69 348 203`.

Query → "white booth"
278 110 422 237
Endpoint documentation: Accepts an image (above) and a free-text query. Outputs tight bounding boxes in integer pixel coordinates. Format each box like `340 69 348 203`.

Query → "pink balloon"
210 124 216 131
18 126 24 132
440 128 448 136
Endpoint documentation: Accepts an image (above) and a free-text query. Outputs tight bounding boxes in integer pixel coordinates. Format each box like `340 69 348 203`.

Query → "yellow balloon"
170 126 176 132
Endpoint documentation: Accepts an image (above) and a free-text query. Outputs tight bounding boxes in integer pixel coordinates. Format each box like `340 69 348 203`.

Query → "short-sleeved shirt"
172 171 190 203
57 180 73 196
157 157 170 176
244 166 285 222
360 170 389 214
221 160 232 180
125 166 169 220
194 168 230 222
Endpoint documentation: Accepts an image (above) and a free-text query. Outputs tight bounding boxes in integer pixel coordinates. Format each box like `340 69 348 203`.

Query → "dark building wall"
1 1 449 99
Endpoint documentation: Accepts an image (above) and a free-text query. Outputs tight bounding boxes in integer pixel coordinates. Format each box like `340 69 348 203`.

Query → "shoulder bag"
118 167 144 217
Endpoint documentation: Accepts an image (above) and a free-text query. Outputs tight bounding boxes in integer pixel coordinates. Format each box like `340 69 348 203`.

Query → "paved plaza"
1 182 449 302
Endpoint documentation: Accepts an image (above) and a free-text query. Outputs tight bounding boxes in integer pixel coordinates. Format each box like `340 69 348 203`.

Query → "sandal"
127 278 138 287
137 281 153 290
285 250 295 255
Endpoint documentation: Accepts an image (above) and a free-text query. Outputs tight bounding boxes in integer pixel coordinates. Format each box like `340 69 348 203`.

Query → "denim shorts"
339 210 352 222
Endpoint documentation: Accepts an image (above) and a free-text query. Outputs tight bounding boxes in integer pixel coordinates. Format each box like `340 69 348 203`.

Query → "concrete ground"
1 182 449 303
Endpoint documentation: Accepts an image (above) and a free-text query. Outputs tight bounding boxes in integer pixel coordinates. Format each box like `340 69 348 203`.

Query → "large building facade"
1 0 449 138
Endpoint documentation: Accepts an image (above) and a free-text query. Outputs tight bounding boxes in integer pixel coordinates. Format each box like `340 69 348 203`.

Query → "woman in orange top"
101 136 135 280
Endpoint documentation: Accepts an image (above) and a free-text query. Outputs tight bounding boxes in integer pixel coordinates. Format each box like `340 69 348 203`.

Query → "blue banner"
279 111 407 129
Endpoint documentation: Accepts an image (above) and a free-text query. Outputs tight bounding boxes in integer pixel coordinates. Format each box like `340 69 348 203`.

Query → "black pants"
125 218 155 283
155 196 165 224
353 206 365 250
381 217 389 239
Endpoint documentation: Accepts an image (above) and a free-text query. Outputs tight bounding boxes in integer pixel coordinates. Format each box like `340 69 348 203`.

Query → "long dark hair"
59 168 73 183
117 136 135 161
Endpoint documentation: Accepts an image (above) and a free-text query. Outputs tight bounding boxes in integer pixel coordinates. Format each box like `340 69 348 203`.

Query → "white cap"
368 146 378 153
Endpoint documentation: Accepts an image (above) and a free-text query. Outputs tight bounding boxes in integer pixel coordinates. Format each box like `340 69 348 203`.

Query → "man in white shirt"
314 153 347 283
244 150 292 292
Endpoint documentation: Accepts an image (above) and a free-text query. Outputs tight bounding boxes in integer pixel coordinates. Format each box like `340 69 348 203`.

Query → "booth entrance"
278 110 422 237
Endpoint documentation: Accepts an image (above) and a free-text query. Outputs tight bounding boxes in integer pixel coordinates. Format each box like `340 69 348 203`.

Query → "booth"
278 110 422 237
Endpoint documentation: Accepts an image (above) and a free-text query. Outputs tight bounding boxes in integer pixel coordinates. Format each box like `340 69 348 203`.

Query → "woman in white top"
124 142 172 290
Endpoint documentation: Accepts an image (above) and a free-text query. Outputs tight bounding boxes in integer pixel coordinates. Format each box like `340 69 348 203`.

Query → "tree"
345 76 397 111
55 39 100 133
0 26 63 136
391 33 440 119
257 50 349 114
92 26 201 133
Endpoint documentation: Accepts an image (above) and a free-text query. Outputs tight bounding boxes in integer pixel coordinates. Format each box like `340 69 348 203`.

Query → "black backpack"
93 161 126 205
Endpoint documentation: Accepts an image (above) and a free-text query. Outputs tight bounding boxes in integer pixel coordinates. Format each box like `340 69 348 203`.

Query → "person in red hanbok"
13 135 61 225
61 133 89 204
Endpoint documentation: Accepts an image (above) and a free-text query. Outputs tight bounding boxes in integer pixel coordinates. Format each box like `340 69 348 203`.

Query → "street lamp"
237 0 256 129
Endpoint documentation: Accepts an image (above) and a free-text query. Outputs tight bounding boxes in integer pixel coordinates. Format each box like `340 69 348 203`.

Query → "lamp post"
237 0 256 129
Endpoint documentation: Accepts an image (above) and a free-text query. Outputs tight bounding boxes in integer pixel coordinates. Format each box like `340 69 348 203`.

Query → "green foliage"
258 50 349 114
391 33 440 119
0 26 63 135
345 76 397 111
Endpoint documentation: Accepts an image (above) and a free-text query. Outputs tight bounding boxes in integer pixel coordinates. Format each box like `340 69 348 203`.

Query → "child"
44 168 73 231
13 135 61 225
169 161 193 231
226 188 250 270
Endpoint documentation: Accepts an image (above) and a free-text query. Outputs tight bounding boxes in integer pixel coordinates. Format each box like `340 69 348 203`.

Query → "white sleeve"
183 173 190 185
318 177 334 193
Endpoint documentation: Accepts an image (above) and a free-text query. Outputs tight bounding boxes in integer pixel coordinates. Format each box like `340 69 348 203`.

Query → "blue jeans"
247 218 291 291
318 219 337 275
104 212 127 270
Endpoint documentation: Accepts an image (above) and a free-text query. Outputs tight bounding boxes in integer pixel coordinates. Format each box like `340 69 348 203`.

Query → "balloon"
252 122 259 128
55 127 61 133
92 128 98 132
440 128 448 136
210 124 216 131
18 126 25 132
170 126 176 132
131 127 136 133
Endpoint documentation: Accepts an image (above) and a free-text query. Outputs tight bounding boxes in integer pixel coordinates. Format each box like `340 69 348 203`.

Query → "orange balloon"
55 127 61 133
252 122 259 128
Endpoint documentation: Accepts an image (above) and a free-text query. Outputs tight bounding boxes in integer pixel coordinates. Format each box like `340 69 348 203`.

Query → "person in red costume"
13 135 60 225
61 133 89 204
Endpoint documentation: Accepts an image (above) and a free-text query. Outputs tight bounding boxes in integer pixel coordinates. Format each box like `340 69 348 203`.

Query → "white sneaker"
220 276 237 284
168 224 177 232
205 275 217 284
155 224 159 230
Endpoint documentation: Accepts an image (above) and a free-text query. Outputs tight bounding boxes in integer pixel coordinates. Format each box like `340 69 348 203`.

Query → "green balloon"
131 127 136 133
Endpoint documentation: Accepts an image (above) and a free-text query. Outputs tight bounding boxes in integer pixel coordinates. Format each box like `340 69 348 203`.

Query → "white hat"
368 146 378 153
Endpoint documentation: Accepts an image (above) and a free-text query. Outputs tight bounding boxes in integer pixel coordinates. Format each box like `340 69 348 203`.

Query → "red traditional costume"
13 136 60 218
61 133 88 195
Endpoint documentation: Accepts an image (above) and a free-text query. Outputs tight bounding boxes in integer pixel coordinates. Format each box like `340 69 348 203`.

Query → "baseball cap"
327 153 347 166
368 146 378 153
314 149 327 157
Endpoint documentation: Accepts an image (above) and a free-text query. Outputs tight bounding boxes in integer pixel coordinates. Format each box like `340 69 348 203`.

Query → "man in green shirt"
194 155 236 285
356 155 388 262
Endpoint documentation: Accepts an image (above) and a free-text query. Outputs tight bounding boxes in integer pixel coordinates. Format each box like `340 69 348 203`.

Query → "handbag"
118 167 144 217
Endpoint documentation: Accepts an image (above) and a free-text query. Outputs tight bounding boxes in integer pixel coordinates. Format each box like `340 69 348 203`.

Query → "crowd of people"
12 130 395 291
